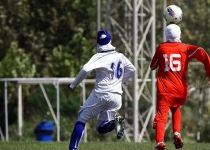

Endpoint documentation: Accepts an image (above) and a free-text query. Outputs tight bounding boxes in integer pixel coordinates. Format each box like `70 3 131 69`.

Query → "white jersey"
70 50 136 94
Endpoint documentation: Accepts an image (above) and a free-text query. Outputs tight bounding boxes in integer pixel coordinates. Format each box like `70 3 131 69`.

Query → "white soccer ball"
163 5 183 24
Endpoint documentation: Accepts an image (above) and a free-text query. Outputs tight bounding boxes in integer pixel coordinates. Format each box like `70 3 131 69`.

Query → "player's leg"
171 106 181 134
96 114 125 139
69 120 86 150
96 119 116 134
154 106 169 143
154 96 170 149
69 91 104 150
96 115 124 137
171 106 183 149
96 93 123 139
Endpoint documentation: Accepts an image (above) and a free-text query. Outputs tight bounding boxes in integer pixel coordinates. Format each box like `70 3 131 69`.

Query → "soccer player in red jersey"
150 24 210 150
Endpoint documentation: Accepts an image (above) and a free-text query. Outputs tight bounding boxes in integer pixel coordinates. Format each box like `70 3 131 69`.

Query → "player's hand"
69 87 74 91
69 85 74 91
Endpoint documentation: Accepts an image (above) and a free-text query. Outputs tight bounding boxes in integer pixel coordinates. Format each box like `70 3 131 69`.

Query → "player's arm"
188 45 210 83
122 56 136 83
150 46 160 70
70 55 97 89
70 65 92 89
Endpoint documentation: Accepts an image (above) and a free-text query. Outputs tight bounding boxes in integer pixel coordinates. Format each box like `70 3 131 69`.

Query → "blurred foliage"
0 41 36 77
0 0 96 77
0 0 210 143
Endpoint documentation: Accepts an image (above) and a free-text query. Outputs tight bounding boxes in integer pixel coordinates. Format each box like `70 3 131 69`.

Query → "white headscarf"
97 41 116 53
165 24 181 42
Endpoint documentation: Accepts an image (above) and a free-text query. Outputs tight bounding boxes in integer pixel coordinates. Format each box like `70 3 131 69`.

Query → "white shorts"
77 91 122 123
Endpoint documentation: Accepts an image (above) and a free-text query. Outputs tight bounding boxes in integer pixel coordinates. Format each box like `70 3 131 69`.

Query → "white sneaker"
115 116 124 139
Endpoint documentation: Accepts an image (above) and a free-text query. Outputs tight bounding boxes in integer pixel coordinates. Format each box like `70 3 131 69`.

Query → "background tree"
0 0 210 142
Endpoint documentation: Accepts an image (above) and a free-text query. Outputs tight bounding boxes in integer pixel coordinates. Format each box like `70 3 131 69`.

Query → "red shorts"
157 95 187 107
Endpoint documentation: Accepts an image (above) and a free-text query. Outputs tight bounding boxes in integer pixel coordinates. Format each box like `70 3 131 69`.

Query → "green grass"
0 141 210 150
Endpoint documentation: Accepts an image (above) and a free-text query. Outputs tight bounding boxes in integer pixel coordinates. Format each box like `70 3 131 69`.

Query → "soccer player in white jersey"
68 29 136 150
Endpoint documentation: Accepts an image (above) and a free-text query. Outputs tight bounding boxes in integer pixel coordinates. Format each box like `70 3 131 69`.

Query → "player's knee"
97 126 113 134
77 116 88 124
97 120 115 134
97 127 107 134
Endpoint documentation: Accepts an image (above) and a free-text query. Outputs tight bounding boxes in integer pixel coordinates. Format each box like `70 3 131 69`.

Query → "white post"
56 81 60 141
97 0 101 31
18 83 23 140
4 81 9 141
82 81 87 142
151 0 157 122
197 89 203 142
163 0 167 41
132 0 138 142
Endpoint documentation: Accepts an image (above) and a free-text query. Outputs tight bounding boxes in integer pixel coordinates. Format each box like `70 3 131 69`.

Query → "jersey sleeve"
122 55 136 83
69 55 97 89
187 45 210 77
150 45 161 70
69 67 92 89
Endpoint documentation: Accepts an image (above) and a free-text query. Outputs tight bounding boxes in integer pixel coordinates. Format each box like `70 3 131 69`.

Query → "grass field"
1 141 210 150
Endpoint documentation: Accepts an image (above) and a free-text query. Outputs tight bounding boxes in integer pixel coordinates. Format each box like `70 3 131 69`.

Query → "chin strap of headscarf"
97 41 116 53
165 24 181 42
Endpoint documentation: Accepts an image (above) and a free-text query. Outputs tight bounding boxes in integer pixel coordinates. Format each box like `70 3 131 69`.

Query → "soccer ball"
163 5 183 24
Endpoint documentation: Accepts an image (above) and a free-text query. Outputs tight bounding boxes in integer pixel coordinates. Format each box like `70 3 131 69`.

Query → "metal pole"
132 0 138 142
151 0 156 121
163 0 167 41
106 0 111 31
82 81 87 142
40 84 57 123
18 84 23 140
197 88 203 142
97 0 101 31
4 81 8 141
56 81 60 141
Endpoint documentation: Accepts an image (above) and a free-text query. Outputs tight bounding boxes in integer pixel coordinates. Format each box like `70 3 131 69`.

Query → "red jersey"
150 42 210 98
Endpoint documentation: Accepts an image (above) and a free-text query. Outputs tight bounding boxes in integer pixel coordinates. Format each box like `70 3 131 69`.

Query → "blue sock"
69 121 85 150
97 120 115 134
